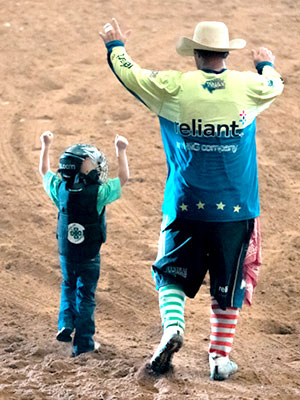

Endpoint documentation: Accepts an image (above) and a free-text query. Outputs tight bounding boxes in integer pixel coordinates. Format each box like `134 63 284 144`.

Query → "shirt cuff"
256 61 274 75
106 40 125 53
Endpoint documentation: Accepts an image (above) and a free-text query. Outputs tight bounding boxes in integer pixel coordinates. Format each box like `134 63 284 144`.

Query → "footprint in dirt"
110 110 133 121
135 360 179 393
262 319 295 335
39 77 64 91
135 362 160 392
62 95 85 105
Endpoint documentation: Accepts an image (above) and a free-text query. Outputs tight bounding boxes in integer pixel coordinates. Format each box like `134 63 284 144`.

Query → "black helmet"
58 144 108 184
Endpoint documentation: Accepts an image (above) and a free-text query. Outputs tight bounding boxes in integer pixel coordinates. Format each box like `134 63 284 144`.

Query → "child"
39 131 129 356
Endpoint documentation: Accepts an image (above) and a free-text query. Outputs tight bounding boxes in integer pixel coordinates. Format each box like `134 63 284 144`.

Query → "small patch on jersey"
202 78 225 93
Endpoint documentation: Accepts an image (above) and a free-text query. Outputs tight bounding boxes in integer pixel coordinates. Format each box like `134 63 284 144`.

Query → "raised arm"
115 134 129 187
99 19 181 116
39 131 53 177
99 18 130 44
252 46 275 68
246 46 284 107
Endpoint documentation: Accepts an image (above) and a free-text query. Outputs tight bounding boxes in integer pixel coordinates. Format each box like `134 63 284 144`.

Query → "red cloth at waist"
243 217 262 306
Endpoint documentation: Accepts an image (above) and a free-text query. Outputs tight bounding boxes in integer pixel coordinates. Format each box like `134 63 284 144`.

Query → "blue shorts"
152 215 254 309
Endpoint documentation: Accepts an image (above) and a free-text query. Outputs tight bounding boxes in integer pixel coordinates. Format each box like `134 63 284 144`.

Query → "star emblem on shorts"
196 201 205 209
216 202 226 210
233 205 241 213
179 203 188 211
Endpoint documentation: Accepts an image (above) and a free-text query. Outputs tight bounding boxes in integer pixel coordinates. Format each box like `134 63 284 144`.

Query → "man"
100 19 283 380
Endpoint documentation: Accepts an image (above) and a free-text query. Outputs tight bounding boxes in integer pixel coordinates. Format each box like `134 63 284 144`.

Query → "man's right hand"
252 47 275 67
99 18 131 45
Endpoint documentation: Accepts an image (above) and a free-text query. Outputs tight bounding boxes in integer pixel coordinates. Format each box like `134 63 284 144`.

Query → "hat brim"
176 37 246 56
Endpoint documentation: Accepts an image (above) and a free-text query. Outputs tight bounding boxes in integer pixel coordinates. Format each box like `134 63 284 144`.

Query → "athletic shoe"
209 354 238 381
72 341 101 357
94 341 101 352
56 327 73 342
150 329 183 374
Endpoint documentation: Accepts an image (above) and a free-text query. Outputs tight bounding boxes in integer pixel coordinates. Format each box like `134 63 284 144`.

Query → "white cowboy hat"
176 21 246 56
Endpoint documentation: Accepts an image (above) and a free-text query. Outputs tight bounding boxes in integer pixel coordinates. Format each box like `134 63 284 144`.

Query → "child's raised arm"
115 134 129 187
39 131 54 177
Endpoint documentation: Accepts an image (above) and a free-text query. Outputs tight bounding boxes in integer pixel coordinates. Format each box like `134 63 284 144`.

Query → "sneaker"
209 354 238 381
94 341 101 352
72 341 101 357
56 327 73 343
150 329 183 374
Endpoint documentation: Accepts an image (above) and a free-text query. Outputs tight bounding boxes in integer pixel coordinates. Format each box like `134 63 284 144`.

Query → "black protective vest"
57 181 106 261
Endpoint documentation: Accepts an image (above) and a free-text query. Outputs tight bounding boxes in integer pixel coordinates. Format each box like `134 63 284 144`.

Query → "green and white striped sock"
159 284 186 336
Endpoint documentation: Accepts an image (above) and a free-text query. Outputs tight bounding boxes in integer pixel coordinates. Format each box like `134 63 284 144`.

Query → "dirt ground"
0 0 299 399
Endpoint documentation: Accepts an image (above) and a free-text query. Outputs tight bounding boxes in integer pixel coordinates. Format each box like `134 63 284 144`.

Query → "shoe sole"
211 363 238 381
150 334 183 374
211 366 227 381
56 328 73 343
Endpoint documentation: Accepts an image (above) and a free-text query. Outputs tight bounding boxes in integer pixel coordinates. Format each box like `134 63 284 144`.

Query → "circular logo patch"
68 223 85 244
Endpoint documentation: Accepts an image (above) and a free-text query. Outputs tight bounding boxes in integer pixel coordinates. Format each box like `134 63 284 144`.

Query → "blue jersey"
106 41 283 222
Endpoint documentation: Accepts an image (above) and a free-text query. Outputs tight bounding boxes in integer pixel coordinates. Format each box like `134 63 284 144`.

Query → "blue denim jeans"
58 254 100 356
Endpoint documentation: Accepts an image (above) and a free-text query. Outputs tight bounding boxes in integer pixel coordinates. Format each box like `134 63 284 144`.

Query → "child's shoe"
150 328 183 374
94 341 101 352
56 327 73 342
209 353 238 381
72 341 101 357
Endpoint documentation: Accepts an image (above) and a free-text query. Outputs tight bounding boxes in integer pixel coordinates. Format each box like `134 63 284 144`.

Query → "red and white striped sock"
209 298 239 358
